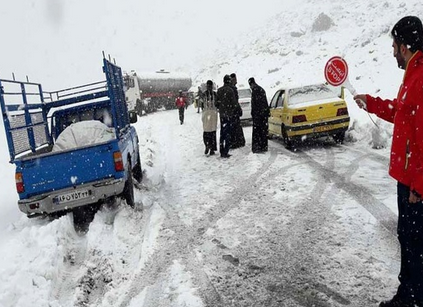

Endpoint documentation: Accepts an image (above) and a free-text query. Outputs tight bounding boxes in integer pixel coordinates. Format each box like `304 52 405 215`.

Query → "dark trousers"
178 107 185 123
396 182 423 304
252 116 269 152
203 131 217 152
219 117 233 156
230 116 245 149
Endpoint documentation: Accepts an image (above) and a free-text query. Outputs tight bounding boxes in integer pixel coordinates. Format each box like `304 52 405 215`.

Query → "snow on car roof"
289 97 343 108
287 83 342 106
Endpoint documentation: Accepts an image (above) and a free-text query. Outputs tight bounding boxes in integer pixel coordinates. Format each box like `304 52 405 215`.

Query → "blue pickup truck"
0 58 142 219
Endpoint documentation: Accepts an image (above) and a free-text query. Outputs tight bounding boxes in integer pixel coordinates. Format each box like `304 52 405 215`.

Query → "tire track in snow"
48 199 150 307
269 144 397 306
73 199 154 307
338 143 389 166
294 147 397 235
115 150 280 307
199 141 395 306
202 144 345 307
49 215 88 306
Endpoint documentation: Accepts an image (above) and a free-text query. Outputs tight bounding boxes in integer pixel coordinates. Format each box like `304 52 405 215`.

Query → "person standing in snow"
195 86 204 113
229 73 246 149
216 75 238 158
175 90 187 125
354 16 423 307
249 77 270 153
202 80 218 155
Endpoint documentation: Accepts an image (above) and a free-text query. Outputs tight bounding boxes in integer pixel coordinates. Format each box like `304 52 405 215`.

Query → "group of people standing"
196 73 270 158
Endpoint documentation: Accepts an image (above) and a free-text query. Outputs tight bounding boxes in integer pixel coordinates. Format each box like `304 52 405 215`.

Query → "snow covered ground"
1 0 423 306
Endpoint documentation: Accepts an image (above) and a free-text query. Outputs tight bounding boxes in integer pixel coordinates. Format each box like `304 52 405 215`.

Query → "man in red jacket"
175 90 187 125
354 16 423 307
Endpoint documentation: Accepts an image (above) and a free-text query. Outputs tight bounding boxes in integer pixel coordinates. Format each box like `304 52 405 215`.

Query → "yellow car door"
268 90 285 136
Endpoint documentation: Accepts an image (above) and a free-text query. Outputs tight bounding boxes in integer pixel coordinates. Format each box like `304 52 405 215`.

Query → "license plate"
314 125 332 133
54 189 91 204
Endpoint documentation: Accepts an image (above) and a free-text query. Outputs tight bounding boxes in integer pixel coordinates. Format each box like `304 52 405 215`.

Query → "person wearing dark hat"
175 90 187 125
216 75 238 158
229 73 246 149
354 16 423 307
248 77 270 153
202 80 218 155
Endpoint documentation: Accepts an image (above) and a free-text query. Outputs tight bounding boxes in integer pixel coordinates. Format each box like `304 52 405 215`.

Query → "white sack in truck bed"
52 120 116 152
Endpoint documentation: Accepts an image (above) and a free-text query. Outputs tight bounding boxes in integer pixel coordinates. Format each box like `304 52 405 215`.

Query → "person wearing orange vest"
354 16 423 307
175 90 187 125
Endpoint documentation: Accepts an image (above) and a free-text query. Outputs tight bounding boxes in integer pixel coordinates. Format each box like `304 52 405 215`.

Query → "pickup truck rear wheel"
73 204 99 232
123 166 135 207
133 153 143 183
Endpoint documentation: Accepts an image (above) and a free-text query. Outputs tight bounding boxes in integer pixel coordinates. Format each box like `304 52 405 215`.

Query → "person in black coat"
249 77 270 153
229 73 246 149
216 75 238 158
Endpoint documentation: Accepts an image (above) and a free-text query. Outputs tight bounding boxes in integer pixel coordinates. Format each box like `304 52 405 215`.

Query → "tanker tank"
124 69 192 115
136 70 192 95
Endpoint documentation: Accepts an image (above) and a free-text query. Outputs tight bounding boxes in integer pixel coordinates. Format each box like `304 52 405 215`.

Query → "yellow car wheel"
333 132 345 144
282 125 292 148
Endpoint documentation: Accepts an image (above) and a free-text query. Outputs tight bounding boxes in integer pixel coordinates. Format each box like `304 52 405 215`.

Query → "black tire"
123 165 135 207
133 153 143 183
145 103 152 114
135 99 143 116
333 131 345 144
73 204 99 232
282 125 292 148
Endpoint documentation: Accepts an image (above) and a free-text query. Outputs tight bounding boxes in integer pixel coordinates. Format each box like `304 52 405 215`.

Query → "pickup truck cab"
268 83 350 147
0 58 142 218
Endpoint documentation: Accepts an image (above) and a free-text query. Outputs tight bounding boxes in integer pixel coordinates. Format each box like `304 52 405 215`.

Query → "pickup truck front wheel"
123 165 135 207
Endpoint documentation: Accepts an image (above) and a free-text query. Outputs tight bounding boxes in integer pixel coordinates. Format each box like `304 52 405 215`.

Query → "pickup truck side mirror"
129 111 138 124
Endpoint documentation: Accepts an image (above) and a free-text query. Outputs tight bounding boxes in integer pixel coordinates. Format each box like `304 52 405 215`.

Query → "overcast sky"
0 0 289 88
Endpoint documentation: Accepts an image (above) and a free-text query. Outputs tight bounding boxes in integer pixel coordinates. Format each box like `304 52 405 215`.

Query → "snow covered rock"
312 13 335 32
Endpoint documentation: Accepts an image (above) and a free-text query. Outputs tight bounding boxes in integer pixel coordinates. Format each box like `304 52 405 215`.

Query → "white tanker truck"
124 69 192 115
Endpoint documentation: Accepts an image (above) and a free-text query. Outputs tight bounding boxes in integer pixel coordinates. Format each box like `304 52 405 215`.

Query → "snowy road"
0 107 400 307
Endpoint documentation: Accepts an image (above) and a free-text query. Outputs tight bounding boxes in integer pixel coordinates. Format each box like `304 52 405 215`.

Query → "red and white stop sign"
324 56 348 86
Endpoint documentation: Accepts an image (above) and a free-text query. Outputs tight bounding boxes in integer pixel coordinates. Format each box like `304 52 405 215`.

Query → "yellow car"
268 83 350 146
